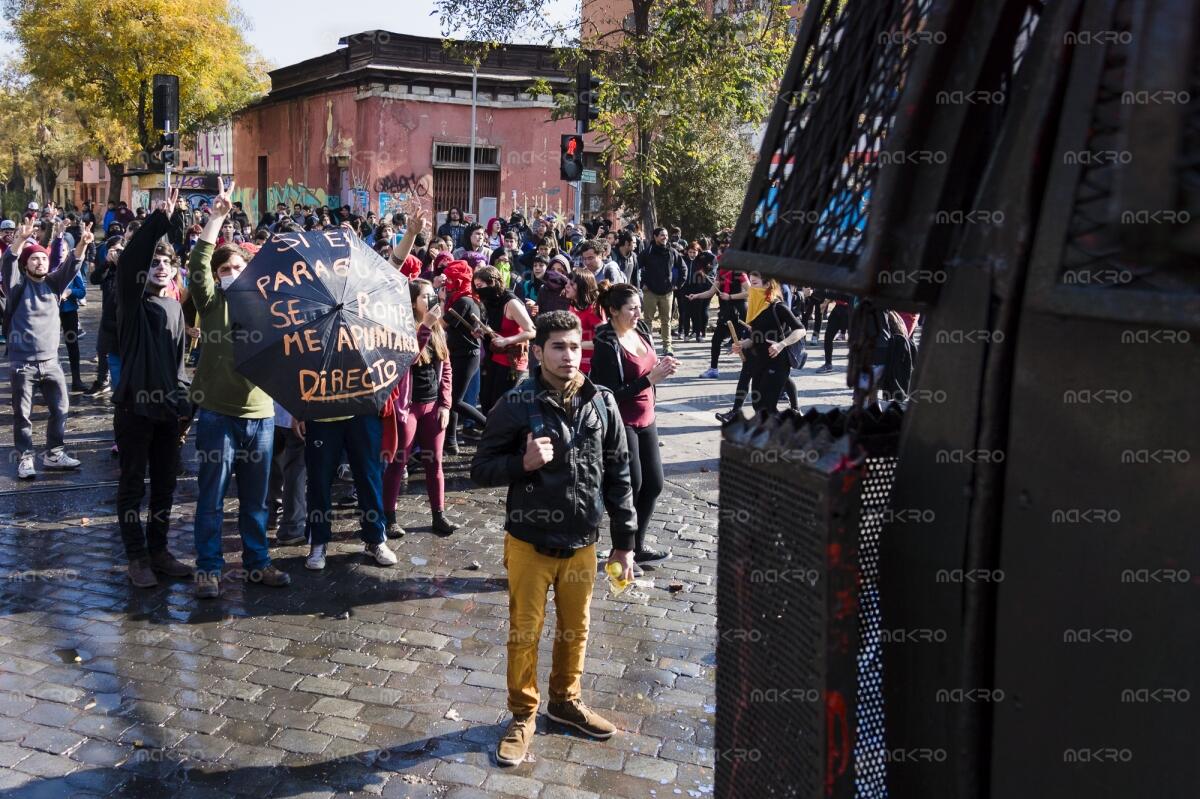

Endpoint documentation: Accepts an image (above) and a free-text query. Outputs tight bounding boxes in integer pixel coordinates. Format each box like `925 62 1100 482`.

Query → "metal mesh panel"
716 451 826 797
717 408 903 798
1009 0 1045 79
741 0 933 265
854 456 898 799
1057 0 1134 287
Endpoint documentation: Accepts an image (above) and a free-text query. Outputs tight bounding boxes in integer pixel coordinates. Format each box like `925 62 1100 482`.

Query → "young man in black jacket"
112 188 193 588
471 310 637 767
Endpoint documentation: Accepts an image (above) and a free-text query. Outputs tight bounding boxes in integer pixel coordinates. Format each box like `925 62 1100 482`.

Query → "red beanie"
18 244 48 271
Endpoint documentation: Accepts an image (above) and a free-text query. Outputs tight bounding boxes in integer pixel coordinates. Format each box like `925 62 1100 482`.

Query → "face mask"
746 285 769 323
219 274 237 291
476 285 498 302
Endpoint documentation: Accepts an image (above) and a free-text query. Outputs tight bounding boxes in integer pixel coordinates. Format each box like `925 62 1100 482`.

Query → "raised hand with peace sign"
74 222 94 259
211 178 236 218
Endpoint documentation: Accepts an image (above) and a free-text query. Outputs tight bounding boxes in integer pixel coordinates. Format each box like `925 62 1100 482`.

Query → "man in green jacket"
189 180 290 598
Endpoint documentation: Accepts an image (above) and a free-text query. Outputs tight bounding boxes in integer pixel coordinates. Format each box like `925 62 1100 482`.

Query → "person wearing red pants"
383 278 457 536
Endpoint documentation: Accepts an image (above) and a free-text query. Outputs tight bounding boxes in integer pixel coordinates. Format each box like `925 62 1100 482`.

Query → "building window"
434 169 501 219
433 143 500 169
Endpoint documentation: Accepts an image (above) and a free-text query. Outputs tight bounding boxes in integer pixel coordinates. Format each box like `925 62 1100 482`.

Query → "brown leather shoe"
246 565 291 587
149 549 193 578
545 700 616 740
194 570 221 599
495 713 536 766
127 557 158 589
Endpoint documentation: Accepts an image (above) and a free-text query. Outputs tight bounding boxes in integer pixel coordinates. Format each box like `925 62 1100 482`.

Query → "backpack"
772 302 808 370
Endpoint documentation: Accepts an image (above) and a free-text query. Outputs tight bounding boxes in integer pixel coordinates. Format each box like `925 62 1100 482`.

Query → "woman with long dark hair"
437 207 467 250
382 279 457 536
590 283 679 570
563 268 604 375
475 265 535 414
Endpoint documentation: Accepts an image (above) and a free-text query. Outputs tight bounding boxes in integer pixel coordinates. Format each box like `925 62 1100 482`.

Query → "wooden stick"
727 320 746 362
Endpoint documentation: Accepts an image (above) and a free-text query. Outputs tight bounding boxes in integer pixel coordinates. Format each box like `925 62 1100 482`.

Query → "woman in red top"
590 283 679 568
563 268 604 374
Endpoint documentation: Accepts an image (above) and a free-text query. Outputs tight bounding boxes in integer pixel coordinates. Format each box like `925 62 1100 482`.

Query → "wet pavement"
0 300 852 798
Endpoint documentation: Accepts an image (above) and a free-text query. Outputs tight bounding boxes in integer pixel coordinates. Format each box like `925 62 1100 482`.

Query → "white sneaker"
700 367 720 379
17 453 35 480
366 541 397 567
305 544 326 571
42 450 81 470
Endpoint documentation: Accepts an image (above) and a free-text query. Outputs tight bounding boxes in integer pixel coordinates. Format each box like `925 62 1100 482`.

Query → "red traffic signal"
561 134 585 181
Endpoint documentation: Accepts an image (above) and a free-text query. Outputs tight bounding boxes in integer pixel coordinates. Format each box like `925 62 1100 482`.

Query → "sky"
238 0 580 70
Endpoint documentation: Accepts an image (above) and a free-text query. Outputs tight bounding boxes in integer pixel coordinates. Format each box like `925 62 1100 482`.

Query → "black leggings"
710 300 746 369
751 359 794 414
447 348 488 444
802 296 825 338
823 304 850 367
732 358 798 412
60 310 81 385
480 358 524 418
684 295 709 339
625 423 664 552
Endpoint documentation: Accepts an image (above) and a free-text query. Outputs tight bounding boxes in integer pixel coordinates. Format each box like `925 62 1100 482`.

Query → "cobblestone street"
0 294 854 797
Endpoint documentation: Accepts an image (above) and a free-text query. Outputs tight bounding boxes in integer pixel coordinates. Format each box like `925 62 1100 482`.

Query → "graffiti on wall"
375 171 430 198
194 123 233 175
267 179 340 213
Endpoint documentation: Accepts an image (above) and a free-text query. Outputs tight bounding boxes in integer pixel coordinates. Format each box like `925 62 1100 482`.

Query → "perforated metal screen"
717 410 901 799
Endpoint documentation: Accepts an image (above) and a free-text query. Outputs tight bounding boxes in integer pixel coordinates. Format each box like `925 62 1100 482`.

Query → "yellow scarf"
746 286 769 324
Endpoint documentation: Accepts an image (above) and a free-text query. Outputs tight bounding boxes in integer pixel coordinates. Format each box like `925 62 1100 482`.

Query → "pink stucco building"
230 32 606 225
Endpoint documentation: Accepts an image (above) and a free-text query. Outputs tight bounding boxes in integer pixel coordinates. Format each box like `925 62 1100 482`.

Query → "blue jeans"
107 354 122 392
463 367 481 430
304 415 385 546
193 408 274 574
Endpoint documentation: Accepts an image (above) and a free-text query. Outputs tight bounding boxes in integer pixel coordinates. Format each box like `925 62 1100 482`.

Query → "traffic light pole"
573 118 584 226
163 119 173 200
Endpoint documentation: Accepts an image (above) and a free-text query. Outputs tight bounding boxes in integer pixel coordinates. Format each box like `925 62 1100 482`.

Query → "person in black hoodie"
85 226 125 397
638 227 680 355
590 283 679 569
112 187 194 588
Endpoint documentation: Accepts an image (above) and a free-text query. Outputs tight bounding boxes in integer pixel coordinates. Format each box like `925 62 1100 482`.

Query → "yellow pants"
503 533 597 715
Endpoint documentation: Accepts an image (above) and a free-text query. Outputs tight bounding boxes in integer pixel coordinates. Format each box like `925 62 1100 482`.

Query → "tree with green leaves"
435 0 793 230
0 60 88 200
5 0 268 202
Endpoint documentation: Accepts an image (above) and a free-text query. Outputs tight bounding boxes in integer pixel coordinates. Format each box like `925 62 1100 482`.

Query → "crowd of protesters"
0 190 918 766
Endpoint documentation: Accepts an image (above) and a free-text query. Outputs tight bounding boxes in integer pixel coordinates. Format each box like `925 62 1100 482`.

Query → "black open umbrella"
225 229 420 420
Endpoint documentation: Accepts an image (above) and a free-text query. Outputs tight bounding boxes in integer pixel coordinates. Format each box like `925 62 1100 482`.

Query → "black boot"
432 510 457 536
386 510 406 539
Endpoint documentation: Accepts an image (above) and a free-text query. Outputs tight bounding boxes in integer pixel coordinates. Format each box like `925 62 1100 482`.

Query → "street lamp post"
468 63 477 221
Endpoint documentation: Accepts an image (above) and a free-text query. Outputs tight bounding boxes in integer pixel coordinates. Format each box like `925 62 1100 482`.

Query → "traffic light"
575 64 601 132
161 132 178 167
560 134 584 182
